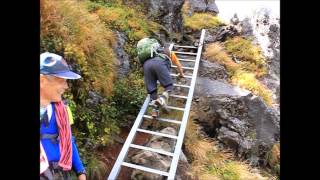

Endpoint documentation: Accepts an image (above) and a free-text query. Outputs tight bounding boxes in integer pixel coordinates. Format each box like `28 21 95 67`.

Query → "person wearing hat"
40 52 86 180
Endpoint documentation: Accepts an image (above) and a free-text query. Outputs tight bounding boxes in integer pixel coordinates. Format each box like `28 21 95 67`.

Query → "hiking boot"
162 91 169 100
151 108 159 119
150 99 159 108
155 96 170 114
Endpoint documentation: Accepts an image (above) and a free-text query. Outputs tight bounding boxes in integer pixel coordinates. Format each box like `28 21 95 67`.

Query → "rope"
54 101 72 171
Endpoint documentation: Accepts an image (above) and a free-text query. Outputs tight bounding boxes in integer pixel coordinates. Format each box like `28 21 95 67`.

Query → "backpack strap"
41 133 59 139
40 110 49 128
41 133 59 144
156 52 173 67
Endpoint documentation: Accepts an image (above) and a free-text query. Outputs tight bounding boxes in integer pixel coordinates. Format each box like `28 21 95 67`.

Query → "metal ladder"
107 29 206 180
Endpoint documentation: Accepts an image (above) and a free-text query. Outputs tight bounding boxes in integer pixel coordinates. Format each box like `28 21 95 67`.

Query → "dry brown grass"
268 143 280 166
41 0 117 96
94 4 159 42
185 113 271 180
204 42 273 106
182 0 223 31
224 37 267 77
231 71 273 106
204 43 240 75
184 13 223 31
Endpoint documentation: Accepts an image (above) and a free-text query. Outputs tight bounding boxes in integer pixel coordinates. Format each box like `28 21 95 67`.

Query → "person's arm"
170 52 184 78
40 142 50 174
78 174 86 180
71 136 86 180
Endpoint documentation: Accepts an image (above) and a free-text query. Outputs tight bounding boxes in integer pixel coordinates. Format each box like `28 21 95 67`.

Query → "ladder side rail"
107 96 151 180
167 29 206 180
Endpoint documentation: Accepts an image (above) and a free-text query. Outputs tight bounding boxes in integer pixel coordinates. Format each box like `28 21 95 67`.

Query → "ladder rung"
130 144 174 156
171 65 194 70
174 45 198 49
169 94 188 99
157 81 190 88
143 115 182 124
167 105 185 111
122 162 169 176
137 128 178 139
167 30 206 180
178 58 196 62
170 73 192 79
172 51 197 55
147 104 185 111
173 83 190 88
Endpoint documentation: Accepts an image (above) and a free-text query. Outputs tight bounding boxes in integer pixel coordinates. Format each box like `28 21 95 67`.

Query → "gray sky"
215 0 280 23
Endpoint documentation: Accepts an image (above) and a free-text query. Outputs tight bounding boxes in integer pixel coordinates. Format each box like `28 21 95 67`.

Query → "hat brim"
51 71 81 79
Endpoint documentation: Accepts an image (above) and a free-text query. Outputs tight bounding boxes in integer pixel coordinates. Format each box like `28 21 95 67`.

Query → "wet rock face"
204 25 240 43
195 77 251 98
123 0 184 37
191 14 279 166
188 0 207 12
198 60 228 81
230 14 240 25
85 91 104 108
244 95 280 144
238 17 254 38
147 0 185 33
193 75 279 166
258 15 280 106
187 0 219 15
206 0 219 14
231 9 280 106
129 127 192 179
114 31 130 78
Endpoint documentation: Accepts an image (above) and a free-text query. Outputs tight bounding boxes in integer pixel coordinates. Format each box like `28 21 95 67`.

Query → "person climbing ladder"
137 38 184 127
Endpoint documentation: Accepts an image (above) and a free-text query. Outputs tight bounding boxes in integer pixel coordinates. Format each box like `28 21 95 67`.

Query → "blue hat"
40 52 81 79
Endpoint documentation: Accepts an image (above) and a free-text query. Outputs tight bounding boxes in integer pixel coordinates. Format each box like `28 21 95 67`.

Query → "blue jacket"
40 103 85 173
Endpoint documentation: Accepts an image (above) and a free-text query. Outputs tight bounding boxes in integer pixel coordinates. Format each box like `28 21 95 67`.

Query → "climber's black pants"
143 57 173 100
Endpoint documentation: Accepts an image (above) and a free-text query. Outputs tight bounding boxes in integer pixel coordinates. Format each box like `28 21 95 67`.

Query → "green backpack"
137 38 166 65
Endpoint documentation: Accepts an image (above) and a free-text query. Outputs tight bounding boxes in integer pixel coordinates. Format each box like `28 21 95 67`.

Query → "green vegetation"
41 0 116 96
184 13 223 30
86 0 162 68
266 143 280 176
41 0 278 179
41 0 153 178
182 1 223 31
224 37 267 77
